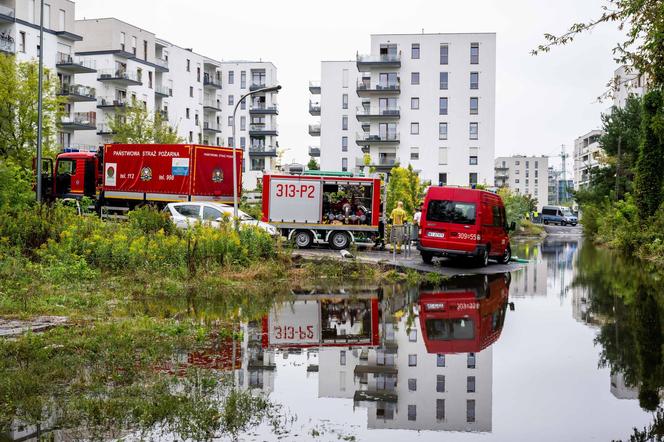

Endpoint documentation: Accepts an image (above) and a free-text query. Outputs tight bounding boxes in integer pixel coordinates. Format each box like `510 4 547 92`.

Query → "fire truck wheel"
293 230 313 249
329 232 351 250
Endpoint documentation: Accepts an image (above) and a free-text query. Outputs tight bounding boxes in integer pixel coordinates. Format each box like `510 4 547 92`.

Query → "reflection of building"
610 372 639 400
510 259 547 297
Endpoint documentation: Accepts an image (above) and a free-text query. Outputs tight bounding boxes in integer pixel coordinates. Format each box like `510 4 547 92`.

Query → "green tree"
0 54 63 166
386 164 424 217
306 157 319 170
0 159 34 210
109 100 182 144
634 90 664 219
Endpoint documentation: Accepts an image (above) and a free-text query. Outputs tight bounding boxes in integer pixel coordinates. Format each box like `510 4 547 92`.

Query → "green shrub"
128 205 176 235
0 160 34 210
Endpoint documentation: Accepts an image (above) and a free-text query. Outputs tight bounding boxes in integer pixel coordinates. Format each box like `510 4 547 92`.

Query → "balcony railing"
155 84 172 97
308 146 320 157
203 75 222 88
356 106 400 118
96 123 115 135
61 112 97 130
308 123 321 136
249 124 278 134
249 104 278 114
56 52 96 72
372 157 397 167
59 83 96 101
97 96 128 108
356 52 401 67
249 145 277 155
203 99 222 110
309 80 321 94
203 121 221 132
356 132 400 144
97 69 141 84
0 35 15 53
249 82 266 91
356 79 401 93
309 101 321 115
0 4 15 21
154 57 168 69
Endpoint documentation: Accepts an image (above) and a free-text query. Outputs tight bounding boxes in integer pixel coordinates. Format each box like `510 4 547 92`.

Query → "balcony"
0 35 15 54
96 123 115 136
58 84 96 102
0 4 15 23
356 52 401 70
356 79 400 96
308 101 320 116
203 75 222 89
203 99 222 112
55 52 96 73
367 157 398 171
309 81 320 94
249 124 278 136
157 110 168 121
308 146 320 157
249 104 278 115
249 145 277 157
154 57 168 72
97 69 142 86
356 106 400 121
308 123 320 137
355 132 399 146
61 112 96 131
249 82 266 91
203 121 221 133
97 96 128 109
155 84 172 98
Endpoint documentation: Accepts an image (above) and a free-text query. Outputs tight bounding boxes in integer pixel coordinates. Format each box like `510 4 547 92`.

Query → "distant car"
541 205 578 226
164 202 278 235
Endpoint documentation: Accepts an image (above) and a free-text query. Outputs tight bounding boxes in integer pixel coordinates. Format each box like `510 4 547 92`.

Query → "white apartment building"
494 155 549 209
311 33 496 186
613 65 646 108
573 129 603 189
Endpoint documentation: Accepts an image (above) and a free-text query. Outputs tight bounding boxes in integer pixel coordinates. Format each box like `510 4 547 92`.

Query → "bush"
0 160 34 210
127 206 176 235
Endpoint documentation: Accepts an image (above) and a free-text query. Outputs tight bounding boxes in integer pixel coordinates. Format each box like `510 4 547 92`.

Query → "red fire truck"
39 144 242 215
419 273 510 354
261 172 382 249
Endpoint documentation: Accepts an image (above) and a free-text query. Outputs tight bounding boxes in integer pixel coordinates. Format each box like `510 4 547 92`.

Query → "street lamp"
36 0 45 202
231 84 281 223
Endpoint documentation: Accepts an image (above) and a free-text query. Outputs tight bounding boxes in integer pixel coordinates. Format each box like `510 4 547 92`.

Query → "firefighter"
390 201 407 254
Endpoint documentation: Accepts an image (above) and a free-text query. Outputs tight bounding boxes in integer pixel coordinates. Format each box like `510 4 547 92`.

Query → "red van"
417 187 515 266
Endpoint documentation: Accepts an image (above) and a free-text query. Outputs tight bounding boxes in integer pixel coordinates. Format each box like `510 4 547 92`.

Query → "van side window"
500 207 508 229
427 200 476 225
492 206 503 227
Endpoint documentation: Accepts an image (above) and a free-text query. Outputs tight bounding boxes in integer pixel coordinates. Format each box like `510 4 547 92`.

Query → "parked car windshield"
561 207 573 216
426 200 477 225
425 318 475 340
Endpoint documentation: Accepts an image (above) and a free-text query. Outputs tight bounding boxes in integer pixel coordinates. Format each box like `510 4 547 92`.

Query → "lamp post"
36 0 44 202
231 84 281 223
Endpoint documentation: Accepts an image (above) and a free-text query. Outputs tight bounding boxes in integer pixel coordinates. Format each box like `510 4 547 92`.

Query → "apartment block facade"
494 155 549 210
573 129 603 190
310 33 496 186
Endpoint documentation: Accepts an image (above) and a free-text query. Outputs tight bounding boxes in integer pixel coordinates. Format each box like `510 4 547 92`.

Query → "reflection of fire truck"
261 290 380 349
419 273 510 354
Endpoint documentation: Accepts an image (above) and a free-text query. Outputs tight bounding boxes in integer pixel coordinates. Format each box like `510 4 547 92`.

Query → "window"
194 113 199 126
131 36 137 55
411 43 420 59
439 122 448 140
411 72 420 85
427 200 476 224
470 97 479 114
469 173 478 186
251 158 265 171
240 137 246 149
515 178 520 184
240 100 246 110
342 69 349 88
440 44 449 64
470 42 479 64
526 160 530 168
143 40 148 61
439 173 447 186
468 352 476 369
436 399 445 421
56 158 76 175
340 350 346 366
436 375 445 392
410 147 419 160
186 108 190 119
203 206 222 221
136 68 142 83
410 122 419 135
188 131 193 142
341 157 348 172
228 136 234 147
228 116 233 127
470 72 479 89
408 354 417 367
437 354 446 367
439 97 448 115
196 66 201 82
228 94 234 106
469 147 479 165
411 97 419 110
467 400 476 423
535 160 539 168
240 71 246 89
438 147 448 165
240 116 246 131
228 70 234 84
174 205 200 218
19 31 25 53
467 376 476 393
148 71 153 89
189 86 194 98
342 93 348 109
408 378 417 391
342 115 348 130
408 328 417 342
342 136 348 152
58 9 65 30
470 122 478 139
408 405 416 421
440 72 448 90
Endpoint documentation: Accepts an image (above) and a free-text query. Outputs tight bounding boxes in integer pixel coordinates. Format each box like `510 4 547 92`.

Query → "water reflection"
238 273 511 434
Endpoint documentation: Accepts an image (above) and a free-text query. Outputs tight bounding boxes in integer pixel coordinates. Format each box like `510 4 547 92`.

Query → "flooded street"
2 238 662 441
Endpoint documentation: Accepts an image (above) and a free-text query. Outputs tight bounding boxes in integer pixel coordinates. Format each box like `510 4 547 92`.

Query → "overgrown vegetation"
386 164 427 217
497 188 545 237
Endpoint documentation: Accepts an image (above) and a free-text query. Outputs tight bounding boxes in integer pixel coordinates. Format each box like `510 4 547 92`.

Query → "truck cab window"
57 159 76 175
203 206 222 221
174 205 201 218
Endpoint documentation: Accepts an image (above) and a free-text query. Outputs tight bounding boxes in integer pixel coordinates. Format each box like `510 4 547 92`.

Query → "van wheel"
477 247 489 267
421 251 433 264
329 231 351 250
543 220 549 225
293 230 313 249
561 220 566 226
498 244 511 265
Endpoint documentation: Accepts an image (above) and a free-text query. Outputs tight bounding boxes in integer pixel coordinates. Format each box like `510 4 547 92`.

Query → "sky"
75 0 623 171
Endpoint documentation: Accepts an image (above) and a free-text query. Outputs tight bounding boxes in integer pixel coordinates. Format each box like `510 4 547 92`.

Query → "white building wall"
613 65 645 109
494 155 549 210
573 130 603 189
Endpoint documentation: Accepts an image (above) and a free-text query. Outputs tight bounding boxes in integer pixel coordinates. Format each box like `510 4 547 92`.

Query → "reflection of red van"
418 187 515 266
419 273 510 354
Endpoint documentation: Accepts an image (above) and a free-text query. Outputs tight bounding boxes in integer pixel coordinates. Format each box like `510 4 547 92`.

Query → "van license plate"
427 231 445 238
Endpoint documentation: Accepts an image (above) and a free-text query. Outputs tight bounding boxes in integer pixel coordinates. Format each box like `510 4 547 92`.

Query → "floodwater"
3 238 663 441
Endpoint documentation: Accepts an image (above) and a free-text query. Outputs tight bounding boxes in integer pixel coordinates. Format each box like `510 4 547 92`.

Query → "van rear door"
423 195 478 253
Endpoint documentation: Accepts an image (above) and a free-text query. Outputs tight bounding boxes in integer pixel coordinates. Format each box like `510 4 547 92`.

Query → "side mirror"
509 221 516 232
